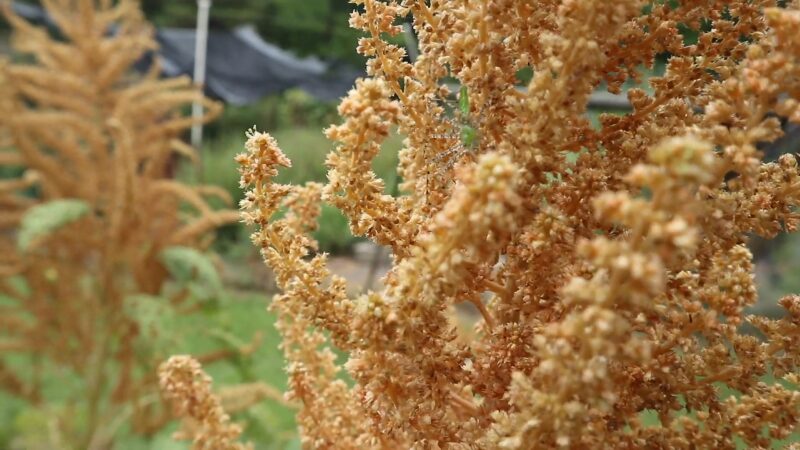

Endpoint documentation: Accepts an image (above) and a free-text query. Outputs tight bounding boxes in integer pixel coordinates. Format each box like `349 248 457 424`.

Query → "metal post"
191 0 212 150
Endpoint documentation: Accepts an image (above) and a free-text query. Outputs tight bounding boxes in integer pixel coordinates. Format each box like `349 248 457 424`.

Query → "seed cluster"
166 1 800 448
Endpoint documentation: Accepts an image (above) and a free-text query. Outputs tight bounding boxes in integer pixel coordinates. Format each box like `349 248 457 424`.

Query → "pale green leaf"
18 199 90 251
160 246 223 299
459 85 470 117
124 294 178 355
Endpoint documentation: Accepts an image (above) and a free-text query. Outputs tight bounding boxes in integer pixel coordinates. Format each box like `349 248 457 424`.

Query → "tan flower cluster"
167 0 800 448
159 356 252 450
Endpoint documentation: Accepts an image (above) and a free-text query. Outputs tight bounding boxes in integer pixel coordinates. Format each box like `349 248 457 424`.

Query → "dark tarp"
155 25 362 105
11 2 49 23
9 2 361 105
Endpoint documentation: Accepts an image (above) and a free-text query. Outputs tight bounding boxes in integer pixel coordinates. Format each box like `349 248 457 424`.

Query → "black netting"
10 2 361 105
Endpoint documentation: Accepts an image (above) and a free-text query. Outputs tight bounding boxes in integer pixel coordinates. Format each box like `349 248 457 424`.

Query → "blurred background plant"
0 1 383 448
0 1 276 448
141 0 366 67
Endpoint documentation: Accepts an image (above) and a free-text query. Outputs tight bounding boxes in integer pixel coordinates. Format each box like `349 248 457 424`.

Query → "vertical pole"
191 0 212 151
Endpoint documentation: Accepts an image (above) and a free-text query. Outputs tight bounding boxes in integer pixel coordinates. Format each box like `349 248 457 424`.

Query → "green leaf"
160 246 223 300
13 408 56 448
461 125 477 148
459 85 470 117
286 437 302 450
206 328 250 351
124 294 175 335
18 199 90 251
124 294 178 355
205 328 258 377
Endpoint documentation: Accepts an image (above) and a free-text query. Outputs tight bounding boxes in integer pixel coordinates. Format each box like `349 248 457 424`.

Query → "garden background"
1 1 799 449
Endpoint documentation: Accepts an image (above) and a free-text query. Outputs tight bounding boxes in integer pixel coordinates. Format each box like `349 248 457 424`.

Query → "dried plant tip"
159 356 253 450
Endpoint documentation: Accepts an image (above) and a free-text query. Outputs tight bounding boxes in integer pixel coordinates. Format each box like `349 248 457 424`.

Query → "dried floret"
236 1 800 448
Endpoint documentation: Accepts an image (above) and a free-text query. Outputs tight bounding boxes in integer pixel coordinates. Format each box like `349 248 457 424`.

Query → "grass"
122 290 301 449
180 291 298 449
0 291 299 450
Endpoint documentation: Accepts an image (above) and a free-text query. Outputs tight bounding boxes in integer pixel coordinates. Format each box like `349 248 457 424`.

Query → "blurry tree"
7 0 367 65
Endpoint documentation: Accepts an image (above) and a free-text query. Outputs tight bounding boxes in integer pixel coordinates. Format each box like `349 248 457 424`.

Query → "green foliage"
141 0 366 66
15 1 367 64
205 90 339 141
457 86 479 148
124 294 178 354
143 0 257 27
17 199 90 251
314 203 358 254
198 293 297 448
458 85 470 117
188 124 403 255
0 292 298 450
460 125 477 149
160 246 223 300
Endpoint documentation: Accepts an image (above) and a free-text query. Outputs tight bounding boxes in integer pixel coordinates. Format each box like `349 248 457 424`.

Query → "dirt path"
222 242 391 295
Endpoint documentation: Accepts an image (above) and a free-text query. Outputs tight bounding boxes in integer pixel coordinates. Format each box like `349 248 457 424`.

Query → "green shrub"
314 203 358 254
189 125 403 255
204 89 339 140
